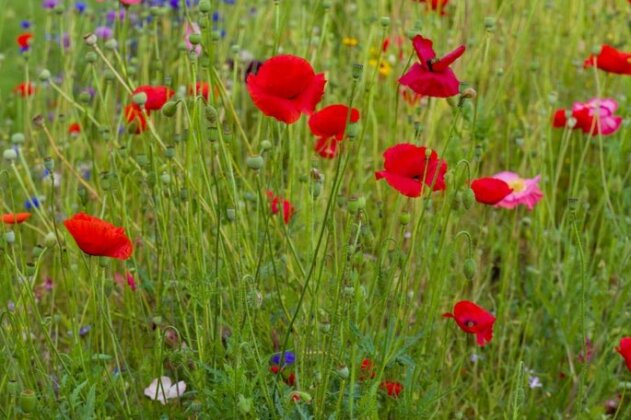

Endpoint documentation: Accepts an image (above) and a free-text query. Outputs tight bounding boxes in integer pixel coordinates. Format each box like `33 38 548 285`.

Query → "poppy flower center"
464 320 477 328
426 59 435 72
508 178 526 193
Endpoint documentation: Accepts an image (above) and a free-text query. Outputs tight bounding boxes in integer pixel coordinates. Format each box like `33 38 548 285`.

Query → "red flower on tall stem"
125 104 148 134
308 105 360 158
267 191 295 225
443 300 496 346
246 55 326 124
17 33 33 51
399 35 465 98
470 177 513 205
584 45 631 75
64 213 133 260
417 0 449 14
616 337 631 371
2 213 31 224
375 143 447 197
14 82 35 97
380 381 403 398
133 85 174 111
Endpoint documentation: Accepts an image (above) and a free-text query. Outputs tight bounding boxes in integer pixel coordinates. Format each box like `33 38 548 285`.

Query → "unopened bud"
162 101 178 117
3 148 18 161
132 92 147 106
199 0 211 13
463 258 476 280
83 33 98 46
246 155 264 170
39 69 51 82
20 389 37 413
352 63 363 80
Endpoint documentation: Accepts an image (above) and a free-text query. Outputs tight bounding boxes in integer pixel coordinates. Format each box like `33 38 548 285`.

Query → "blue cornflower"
270 351 296 366
75 1 87 13
24 197 40 210
20 20 31 29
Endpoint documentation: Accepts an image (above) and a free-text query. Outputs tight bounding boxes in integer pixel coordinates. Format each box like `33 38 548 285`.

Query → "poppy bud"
3 148 18 161
83 33 97 46
39 69 51 82
484 17 496 32
25 263 36 277
180 188 188 201
347 196 366 214
337 365 350 379
44 157 54 171
7 380 20 397
352 63 363 80
132 92 148 106
5 231 16 244
463 258 476 280
380 17 390 28
346 122 360 139
261 140 272 151
199 0 211 13
32 115 45 129
567 197 579 213
78 91 91 104
85 51 97 63
461 87 477 100
226 208 236 221
205 105 218 124
160 172 171 184
161 101 178 117
20 389 37 413
320 322 331 333
211 30 221 41
135 154 149 167
209 127 219 142
189 33 202 45
44 232 57 247
312 182 322 198
246 155 264 170
399 212 411 225
11 133 25 145
237 395 253 414
105 39 118 50
462 189 475 209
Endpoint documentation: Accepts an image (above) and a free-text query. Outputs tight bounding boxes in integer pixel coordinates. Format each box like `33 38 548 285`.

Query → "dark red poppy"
359 358 376 381
399 35 465 98
63 212 133 260
267 191 294 224
375 143 447 197
132 85 174 111
2 212 31 224
68 122 81 136
17 33 33 51
308 105 360 158
443 300 496 347
246 55 326 124
380 381 403 398
584 45 631 75
14 82 35 97
616 337 631 371
125 103 148 134
471 177 513 205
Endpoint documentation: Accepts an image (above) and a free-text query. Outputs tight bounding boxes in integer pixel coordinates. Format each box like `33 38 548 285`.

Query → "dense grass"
0 0 630 418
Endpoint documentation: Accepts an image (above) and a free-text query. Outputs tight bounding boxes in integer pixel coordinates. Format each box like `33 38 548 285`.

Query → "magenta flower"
573 98 622 136
399 35 465 98
184 23 202 56
491 172 543 210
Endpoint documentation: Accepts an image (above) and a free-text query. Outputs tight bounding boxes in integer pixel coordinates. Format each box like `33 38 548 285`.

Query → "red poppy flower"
269 365 296 386
120 0 141 5
14 82 35 97
417 0 449 14
125 103 148 134
2 212 31 224
189 82 218 102
552 98 622 136
399 35 465 98
132 85 174 111
63 212 133 260
359 358 376 381
375 143 447 197
584 45 631 75
68 122 81 136
380 381 403 398
308 105 360 158
470 177 513 205
17 33 33 51
267 191 294 224
443 300 496 347
246 55 326 124
616 337 631 371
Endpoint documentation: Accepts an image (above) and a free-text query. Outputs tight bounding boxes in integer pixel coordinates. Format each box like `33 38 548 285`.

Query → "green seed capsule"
463 189 475 209
246 155 264 170
399 212 411 225
20 389 37 413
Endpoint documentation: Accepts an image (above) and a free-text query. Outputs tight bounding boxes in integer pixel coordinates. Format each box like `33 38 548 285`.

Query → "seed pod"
399 212 411 225
161 101 178 117
20 389 37 413
462 189 475 209
246 155 264 170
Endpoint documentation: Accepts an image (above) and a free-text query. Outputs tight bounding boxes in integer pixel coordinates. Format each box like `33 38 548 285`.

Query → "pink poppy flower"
491 172 543 210
184 23 202 56
553 98 622 136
